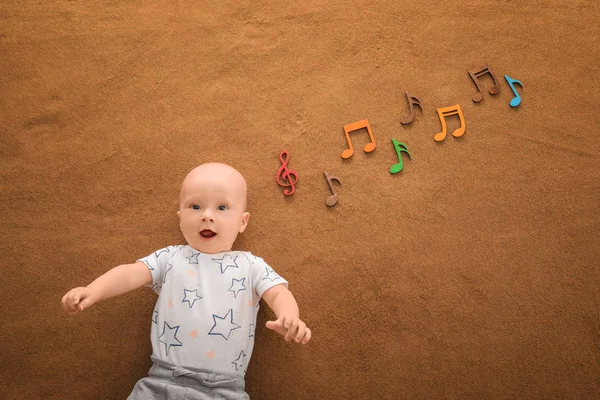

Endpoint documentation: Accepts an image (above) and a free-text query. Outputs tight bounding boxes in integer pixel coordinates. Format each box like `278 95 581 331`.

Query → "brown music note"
400 91 423 125
468 64 500 103
323 171 341 207
341 119 376 159
434 104 466 142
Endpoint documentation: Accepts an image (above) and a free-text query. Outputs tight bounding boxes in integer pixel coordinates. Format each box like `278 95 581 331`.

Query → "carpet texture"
1 0 599 399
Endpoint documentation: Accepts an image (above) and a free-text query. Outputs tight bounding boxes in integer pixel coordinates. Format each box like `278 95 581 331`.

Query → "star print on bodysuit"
138 245 289 373
154 248 170 258
158 322 183 355
182 289 202 308
212 254 240 274
141 260 154 270
232 350 247 371
263 266 282 282
163 263 173 283
185 251 201 264
208 309 241 340
228 278 246 298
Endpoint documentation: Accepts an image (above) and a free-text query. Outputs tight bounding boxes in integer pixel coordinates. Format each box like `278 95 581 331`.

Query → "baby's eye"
192 204 201 210
217 205 228 211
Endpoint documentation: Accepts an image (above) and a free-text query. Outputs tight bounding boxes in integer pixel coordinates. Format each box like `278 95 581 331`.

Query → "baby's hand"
266 316 311 344
61 287 96 315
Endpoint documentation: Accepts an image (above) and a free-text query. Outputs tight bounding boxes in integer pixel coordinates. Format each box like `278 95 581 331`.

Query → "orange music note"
468 64 500 103
341 119 376 159
323 171 341 207
434 104 466 142
400 91 423 125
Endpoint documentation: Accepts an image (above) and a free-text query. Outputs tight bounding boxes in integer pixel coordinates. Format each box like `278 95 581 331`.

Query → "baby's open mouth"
200 229 217 238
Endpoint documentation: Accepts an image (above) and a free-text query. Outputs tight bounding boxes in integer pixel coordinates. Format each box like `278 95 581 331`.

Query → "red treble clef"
276 149 299 196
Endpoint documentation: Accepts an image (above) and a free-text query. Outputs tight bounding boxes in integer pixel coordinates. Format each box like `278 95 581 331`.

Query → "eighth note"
468 64 500 103
400 91 423 125
389 139 411 174
434 104 466 142
341 119 376 159
504 75 523 107
276 149 299 196
323 171 341 207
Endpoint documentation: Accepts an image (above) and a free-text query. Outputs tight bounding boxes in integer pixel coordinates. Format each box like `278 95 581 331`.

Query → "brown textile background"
1 1 599 399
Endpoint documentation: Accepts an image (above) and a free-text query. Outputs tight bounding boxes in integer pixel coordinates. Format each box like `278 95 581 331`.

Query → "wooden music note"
504 75 523 107
468 64 500 103
276 149 299 196
341 119 376 159
389 139 411 174
323 171 341 207
434 104 466 142
400 91 423 125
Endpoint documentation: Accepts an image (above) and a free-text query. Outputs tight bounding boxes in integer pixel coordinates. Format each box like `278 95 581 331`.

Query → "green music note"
389 138 411 174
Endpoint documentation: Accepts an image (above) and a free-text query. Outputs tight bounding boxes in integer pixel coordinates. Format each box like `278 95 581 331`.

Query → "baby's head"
177 163 250 254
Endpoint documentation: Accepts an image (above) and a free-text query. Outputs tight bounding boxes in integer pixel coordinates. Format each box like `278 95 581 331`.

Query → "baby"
62 163 311 399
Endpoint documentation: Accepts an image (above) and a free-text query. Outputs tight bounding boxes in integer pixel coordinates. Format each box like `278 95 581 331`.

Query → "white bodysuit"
137 245 287 376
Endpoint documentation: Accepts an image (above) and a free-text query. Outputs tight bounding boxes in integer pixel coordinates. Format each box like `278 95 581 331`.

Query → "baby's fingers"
282 315 292 329
61 292 78 314
284 317 299 341
301 327 312 344
61 288 88 314
265 318 284 334
77 296 94 312
294 321 307 343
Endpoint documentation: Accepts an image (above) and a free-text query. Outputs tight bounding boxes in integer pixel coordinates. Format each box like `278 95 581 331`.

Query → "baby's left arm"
262 284 311 344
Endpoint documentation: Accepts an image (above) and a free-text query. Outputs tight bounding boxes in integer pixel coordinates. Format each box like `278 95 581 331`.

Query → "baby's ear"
239 212 250 233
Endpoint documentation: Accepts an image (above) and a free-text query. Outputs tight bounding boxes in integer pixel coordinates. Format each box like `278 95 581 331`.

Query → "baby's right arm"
61 262 152 315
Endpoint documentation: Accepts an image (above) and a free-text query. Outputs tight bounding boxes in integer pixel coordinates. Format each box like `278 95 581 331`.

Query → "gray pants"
128 356 249 400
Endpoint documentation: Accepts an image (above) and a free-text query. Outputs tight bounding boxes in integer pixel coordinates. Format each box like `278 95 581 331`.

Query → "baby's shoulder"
152 244 186 258
234 251 271 268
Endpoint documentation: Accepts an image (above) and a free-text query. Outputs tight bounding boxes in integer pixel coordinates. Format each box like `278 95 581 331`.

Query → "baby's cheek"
180 219 196 234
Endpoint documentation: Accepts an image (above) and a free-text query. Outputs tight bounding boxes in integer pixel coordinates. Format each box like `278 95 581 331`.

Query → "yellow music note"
341 119 376 159
434 104 466 142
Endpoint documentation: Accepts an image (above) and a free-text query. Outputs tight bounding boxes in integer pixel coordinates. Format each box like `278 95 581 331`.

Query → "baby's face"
178 163 249 254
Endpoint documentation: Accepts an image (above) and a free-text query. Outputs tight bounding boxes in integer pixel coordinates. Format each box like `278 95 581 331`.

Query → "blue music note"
504 75 523 107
